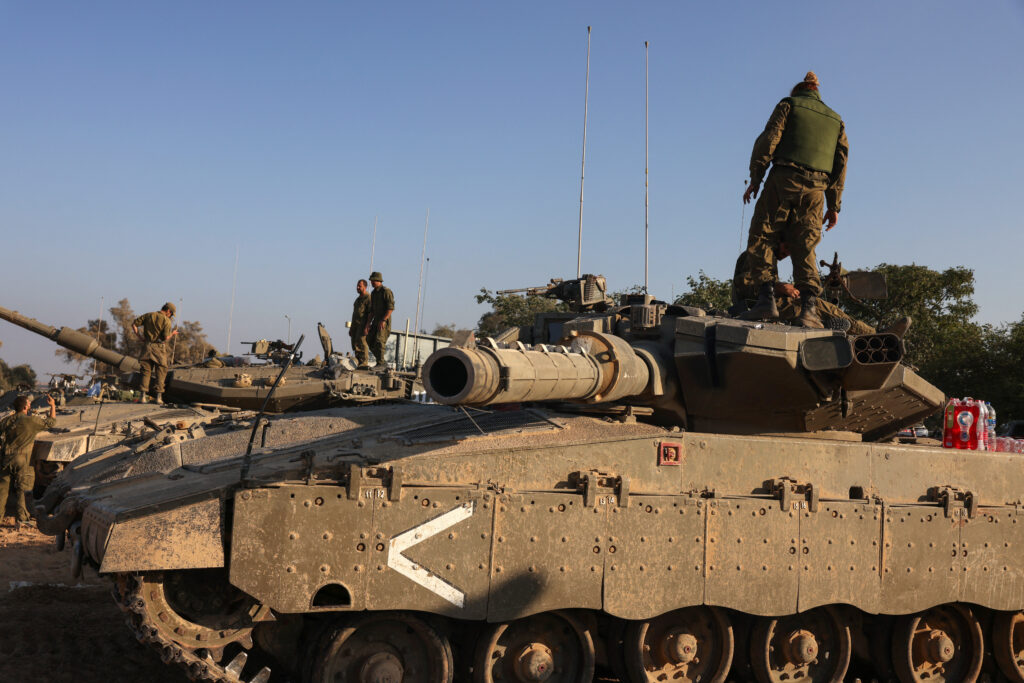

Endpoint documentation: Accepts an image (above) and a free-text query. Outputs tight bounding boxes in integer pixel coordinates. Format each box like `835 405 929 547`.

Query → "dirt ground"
0 520 188 683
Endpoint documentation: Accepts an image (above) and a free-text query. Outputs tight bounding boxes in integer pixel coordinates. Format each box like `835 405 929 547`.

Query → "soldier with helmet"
0 393 56 529
736 71 849 328
364 272 394 369
132 302 178 404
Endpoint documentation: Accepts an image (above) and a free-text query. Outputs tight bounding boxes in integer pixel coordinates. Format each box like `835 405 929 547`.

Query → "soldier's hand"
824 209 839 231
775 283 800 299
45 394 56 407
743 183 759 204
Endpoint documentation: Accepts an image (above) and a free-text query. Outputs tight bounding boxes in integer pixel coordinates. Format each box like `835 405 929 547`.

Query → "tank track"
113 574 272 683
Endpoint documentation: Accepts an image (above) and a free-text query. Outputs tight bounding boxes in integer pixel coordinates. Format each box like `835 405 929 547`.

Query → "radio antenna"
370 215 378 272
644 40 650 293
413 208 429 347
576 26 591 279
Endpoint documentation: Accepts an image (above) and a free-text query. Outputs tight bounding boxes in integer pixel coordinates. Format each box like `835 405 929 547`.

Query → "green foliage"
474 289 568 337
430 323 458 338
673 271 733 312
609 285 646 306
0 358 37 391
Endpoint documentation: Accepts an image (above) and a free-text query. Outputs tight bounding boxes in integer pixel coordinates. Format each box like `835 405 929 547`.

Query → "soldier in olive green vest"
133 302 178 403
365 272 394 368
350 279 371 367
736 71 849 328
0 394 56 528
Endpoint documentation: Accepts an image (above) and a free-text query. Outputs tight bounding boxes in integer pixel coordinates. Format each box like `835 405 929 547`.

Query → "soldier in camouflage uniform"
201 349 225 368
0 394 56 529
350 279 371 368
737 71 849 328
133 302 178 404
365 272 394 369
732 243 875 335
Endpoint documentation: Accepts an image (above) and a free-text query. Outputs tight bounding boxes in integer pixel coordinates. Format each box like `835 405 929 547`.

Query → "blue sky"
1 2 1022 376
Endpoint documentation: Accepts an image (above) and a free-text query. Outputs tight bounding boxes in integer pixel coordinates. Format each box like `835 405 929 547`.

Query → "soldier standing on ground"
350 279 371 368
0 394 56 529
736 71 849 328
365 272 394 369
133 302 178 404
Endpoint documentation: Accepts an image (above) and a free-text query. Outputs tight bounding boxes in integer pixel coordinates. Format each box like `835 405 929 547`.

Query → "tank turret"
424 276 942 440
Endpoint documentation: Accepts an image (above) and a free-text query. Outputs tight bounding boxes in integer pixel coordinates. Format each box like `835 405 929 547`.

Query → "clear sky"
1 1 1022 377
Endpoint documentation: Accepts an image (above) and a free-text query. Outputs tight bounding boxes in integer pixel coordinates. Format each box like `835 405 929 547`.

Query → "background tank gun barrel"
0 305 140 373
423 331 651 406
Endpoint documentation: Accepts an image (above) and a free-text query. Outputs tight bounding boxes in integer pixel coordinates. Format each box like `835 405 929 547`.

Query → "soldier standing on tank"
736 71 848 328
364 272 394 369
0 394 56 529
350 279 372 368
132 302 178 404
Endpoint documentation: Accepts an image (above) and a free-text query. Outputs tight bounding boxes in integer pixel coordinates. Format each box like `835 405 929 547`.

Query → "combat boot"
796 293 824 329
155 393 164 405
882 316 912 338
140 394 149 404
737 283 779 321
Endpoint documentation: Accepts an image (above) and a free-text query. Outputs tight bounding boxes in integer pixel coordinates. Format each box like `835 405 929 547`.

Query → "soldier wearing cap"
350 279 371 368
132 302 178 403
736 71 849 328
364 272 394 368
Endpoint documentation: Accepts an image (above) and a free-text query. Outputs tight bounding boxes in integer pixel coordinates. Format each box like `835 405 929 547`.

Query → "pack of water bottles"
942 398 1020 452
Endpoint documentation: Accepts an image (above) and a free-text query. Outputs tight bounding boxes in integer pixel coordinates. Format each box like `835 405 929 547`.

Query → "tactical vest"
773 92 842 173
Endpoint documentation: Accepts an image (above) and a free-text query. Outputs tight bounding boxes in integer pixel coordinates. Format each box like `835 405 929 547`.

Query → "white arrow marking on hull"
386 501 475 608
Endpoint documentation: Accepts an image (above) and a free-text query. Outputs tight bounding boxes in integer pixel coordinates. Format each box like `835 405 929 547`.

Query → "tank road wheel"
474 611 596 683
749 607 851 683
310 611 454 683
623 606 733 683
891 604 983 683
991 611 1024 682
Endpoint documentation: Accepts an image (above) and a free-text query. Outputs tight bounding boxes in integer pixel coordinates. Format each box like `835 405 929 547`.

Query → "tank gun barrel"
422 331 651 406
0 305 140 373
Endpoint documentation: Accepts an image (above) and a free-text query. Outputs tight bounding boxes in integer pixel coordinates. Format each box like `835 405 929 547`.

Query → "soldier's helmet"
369 272 384 282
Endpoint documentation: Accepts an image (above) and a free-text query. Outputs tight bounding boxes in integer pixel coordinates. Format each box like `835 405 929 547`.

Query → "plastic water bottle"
942 398 959 448
986 402 997 451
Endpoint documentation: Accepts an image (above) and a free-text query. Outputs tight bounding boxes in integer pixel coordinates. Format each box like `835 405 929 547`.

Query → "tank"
0 306 431 485
33 276 1024 683
0 306 426 412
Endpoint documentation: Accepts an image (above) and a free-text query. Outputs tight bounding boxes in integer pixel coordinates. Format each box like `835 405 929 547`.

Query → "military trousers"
367 321 391 366
0 457 34 522
740 165 829 296
139 359 169 395
777 296 876 335
350 331 369 366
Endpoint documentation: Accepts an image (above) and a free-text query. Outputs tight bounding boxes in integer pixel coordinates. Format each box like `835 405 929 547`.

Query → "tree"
171 320 214 365
0 358 37 391
430 323 457 338
474 289 568 337
674 271 732 312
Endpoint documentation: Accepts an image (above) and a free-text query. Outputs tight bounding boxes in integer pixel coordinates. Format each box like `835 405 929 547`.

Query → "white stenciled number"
386 502 475 608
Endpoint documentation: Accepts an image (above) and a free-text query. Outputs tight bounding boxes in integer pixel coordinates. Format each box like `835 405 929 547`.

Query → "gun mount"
497 274 613 312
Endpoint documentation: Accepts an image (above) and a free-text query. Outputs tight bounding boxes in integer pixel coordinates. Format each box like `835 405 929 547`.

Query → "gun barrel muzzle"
423 331 650 407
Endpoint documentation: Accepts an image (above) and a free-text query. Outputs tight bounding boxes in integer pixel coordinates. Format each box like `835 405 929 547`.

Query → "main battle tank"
33 276 1024 683
0 306 425 412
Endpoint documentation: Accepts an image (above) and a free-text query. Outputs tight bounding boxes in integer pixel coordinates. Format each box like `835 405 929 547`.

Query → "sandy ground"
0 519 188 683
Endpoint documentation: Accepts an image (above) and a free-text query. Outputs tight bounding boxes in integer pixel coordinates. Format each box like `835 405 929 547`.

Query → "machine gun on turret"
820 252 888 304
241 338 302 366
497 274 613 313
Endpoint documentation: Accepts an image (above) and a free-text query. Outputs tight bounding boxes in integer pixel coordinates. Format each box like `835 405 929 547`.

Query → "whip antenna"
576 26 591 278
370 215 378 272
413 208 429 354
644 40 649 293
226 244 239 352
